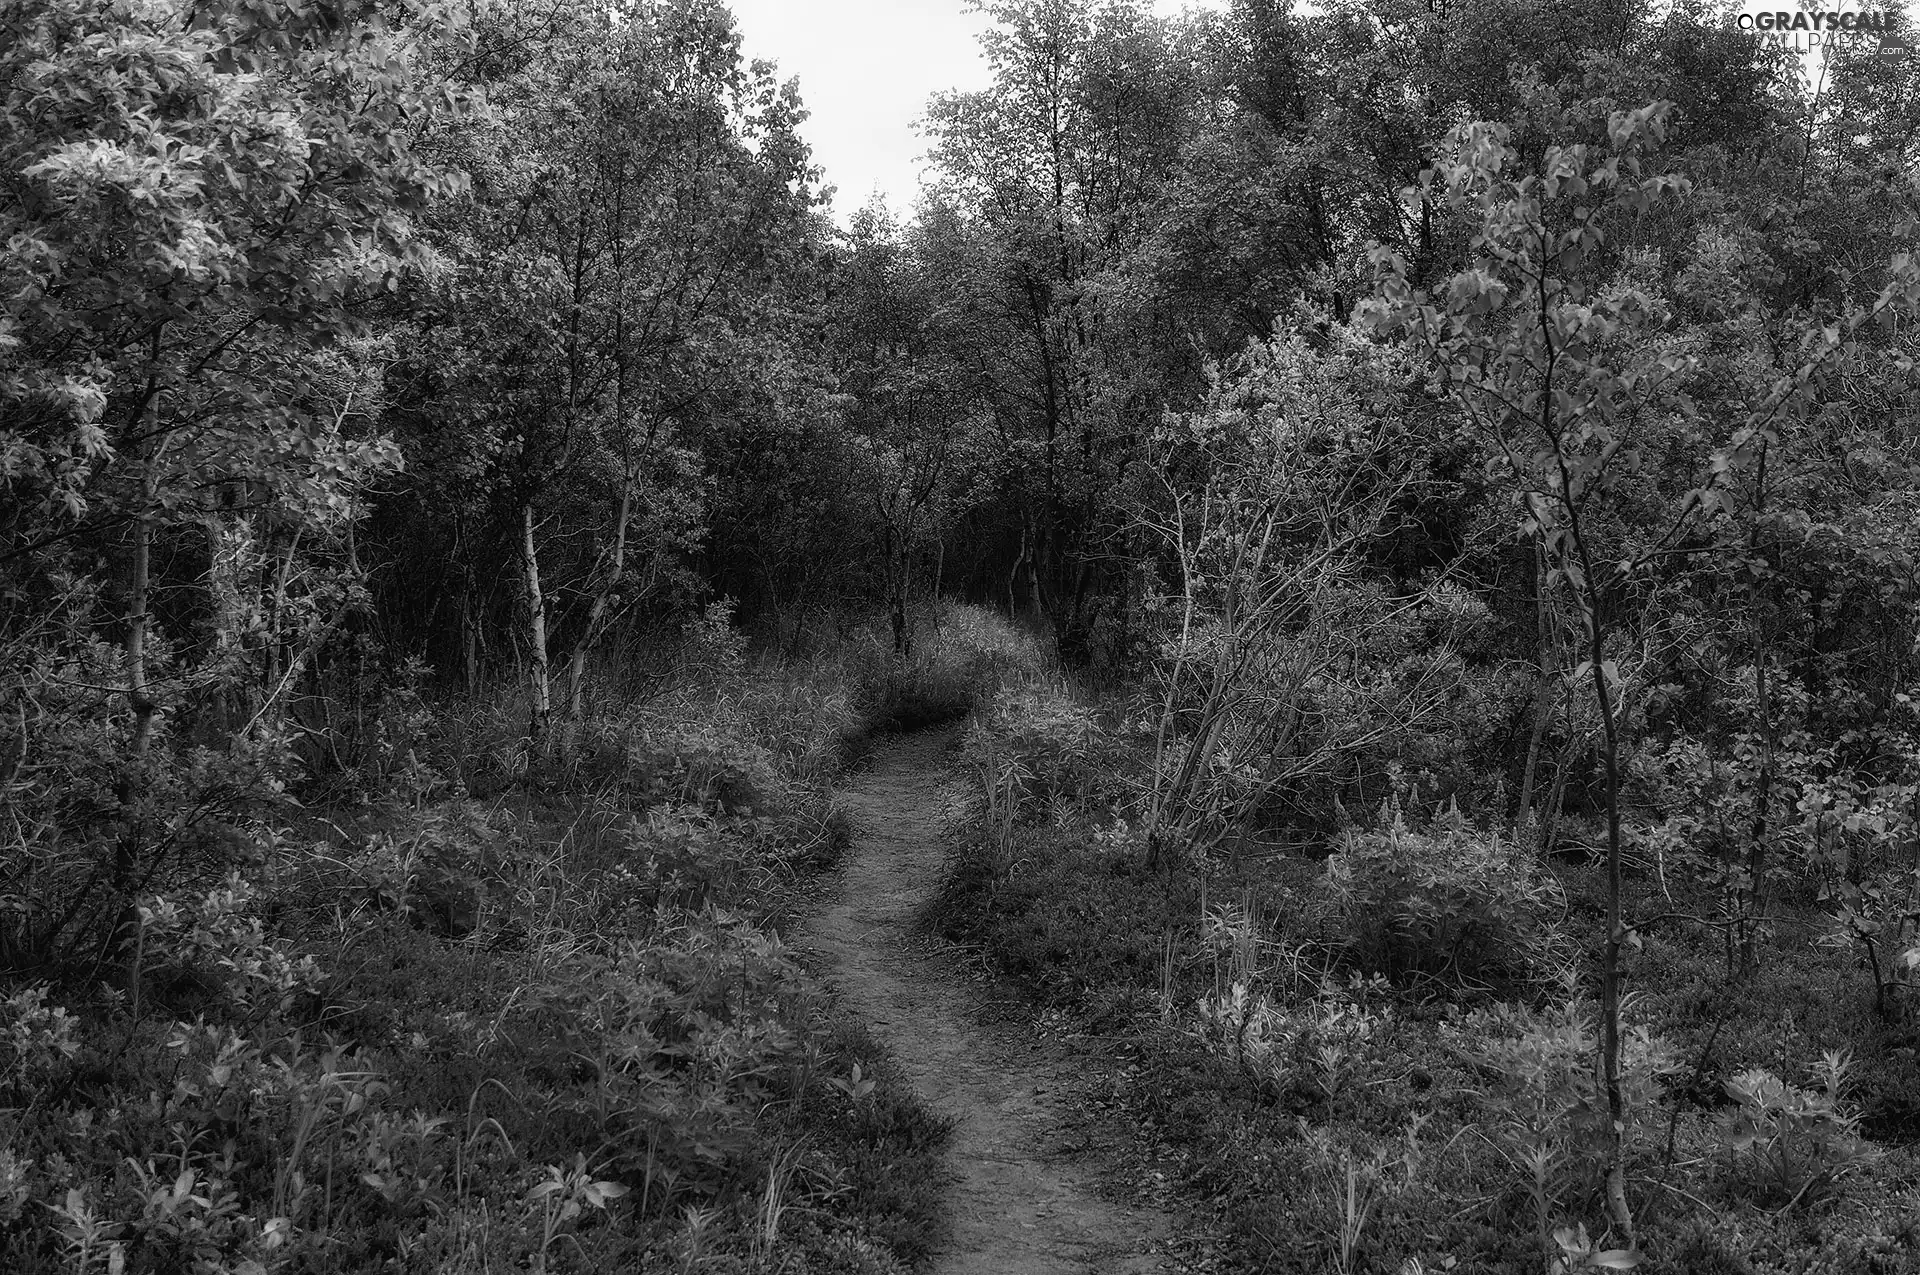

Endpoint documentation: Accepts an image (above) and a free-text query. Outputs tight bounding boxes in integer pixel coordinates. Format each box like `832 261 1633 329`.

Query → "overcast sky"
727 0 1221 225
728 0 1920 226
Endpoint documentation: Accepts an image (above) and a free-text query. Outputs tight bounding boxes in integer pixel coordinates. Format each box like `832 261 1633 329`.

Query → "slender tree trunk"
1570 528 1633 1242
1026 517 1048 621
1538 749 1573 856
887 560 910 652
565 477 633 721
1743 596 1774 972
1588 628 1633 1239
118 507 155 877
894 548 913 657
883 517 909 656
110 423 161 968
209 508 264 732
462 588 480 695
564 646 590 723
262 521 303 728
1741 445 1774 973
521 502 552 747
1008 527 1028 616
571 146 633 721
1518 536 1555 847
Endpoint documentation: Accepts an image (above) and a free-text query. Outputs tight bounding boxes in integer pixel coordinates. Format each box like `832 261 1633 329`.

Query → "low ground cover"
0 603 1034 1275
925 677 1920 1275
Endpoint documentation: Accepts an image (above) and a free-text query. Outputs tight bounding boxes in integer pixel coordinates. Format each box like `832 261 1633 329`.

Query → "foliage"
0 633 957 1274
1723 1050 1875 1208
1822 868 1920 1024
1 0 469 966
1311 809 1572 993
13 0 1920 1269
1446 997 1678 1236
1193 970 1394 1115
1135 329 1467 864
968 682 1122 818
926 822 1190 1013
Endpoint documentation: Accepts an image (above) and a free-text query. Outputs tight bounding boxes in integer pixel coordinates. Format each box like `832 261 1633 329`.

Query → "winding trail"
802 730 1169 1275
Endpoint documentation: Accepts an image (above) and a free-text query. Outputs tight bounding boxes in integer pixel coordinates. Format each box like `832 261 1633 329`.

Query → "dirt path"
802 730 1168 1275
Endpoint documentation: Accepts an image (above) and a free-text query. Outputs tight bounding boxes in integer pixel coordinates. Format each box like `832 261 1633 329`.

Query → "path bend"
802 729 1168 1275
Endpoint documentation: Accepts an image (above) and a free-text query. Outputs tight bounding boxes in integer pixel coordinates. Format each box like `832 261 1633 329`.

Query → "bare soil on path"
801 729 1170 1275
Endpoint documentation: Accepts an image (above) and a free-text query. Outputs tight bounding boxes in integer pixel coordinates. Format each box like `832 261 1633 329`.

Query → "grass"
920 674 1920 1275
0 602 1028 1275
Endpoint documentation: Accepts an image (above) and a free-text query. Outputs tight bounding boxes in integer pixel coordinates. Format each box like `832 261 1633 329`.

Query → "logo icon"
1735 6 1909 61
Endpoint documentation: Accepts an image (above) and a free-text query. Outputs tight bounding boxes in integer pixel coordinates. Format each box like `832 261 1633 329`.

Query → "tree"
1136 330 1458 870
922 0 1202 657
828 203 985 654
1364 98 1920 1243
1 0 470 965
378 0 830 735
1364 102 1704 1244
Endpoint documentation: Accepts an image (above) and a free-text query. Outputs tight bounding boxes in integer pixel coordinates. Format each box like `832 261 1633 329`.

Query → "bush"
769 1018 954 1267
1309 807 1571 993
624 724 786 816
1723 1050 1876 1207
923 823 1195 1016
964 682 1131 824
847 601 1052 739
1192 970 1394 1113
1445 997 1680 1226
501 907 811 1205
0 612 955 1275
1 635 293 970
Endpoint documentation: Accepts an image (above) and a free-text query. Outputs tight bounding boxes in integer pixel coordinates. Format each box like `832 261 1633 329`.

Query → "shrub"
0 611 957 1275
134 875 328 1018
1309 808 1570 993
0 986 77 1104
322 799 502 940
625 724 786 816
1724 1049 1876 1207
923 827 1189 1009
1193 972 1393 1113
839 601 1050 741
965 682 1129 822
1445 997 1679 1234
770 1018 954 1268
1 637 293 970
503 907 810 1207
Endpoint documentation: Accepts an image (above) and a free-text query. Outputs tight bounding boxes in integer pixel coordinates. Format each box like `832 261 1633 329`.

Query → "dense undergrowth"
15 2 1920 1272
926 676 1920 1275
0 602 1030 1275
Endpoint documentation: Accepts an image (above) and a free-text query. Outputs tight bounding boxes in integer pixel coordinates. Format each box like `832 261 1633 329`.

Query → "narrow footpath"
802 729 1169 1275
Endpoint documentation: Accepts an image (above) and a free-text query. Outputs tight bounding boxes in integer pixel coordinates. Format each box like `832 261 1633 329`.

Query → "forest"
4 0 1920 1271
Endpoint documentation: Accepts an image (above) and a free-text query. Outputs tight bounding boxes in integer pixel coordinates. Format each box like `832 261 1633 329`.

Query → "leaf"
585 1180 629 1207
1589 1251 1641 1270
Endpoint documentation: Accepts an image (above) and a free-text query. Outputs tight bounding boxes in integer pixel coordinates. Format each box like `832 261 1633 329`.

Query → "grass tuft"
0 603 1032 1275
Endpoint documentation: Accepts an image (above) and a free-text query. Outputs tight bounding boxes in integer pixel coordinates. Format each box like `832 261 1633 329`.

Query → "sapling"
1363 99 1920 1241
1362 100 1695 1241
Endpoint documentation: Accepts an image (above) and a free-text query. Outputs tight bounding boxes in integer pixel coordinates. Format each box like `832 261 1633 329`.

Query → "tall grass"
0 604 1024 1275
